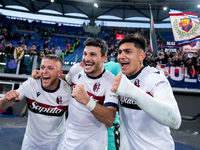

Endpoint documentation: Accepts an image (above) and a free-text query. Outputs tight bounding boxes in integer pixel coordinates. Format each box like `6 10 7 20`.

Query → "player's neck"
87 67 105 78
42 79 60 92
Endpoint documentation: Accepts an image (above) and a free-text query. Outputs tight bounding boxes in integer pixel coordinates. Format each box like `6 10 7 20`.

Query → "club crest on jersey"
56 96 63 105
134 79 140 87
36 92 41 97
78 74 82 79
93 82 100 92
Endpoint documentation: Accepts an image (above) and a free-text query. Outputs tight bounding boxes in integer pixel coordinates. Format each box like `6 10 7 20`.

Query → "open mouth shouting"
84 61 94 70
42 75 50 84
120 61 129 69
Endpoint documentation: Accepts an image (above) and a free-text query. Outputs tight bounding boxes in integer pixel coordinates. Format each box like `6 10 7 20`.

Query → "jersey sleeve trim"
104 102 118 109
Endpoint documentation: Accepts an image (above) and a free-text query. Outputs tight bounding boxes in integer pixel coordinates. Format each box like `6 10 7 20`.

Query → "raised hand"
110 74 122 93
32 69 41 79
4 90 20 102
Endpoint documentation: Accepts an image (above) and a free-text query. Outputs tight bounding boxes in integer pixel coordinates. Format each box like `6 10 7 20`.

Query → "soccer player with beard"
32 38 118 149
0 55 71 150
55 38 118 150
110 33 181 150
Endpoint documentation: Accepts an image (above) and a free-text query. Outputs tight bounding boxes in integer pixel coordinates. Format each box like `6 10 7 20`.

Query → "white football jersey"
60 63 118 150
17 78 71 150
119 66 175 150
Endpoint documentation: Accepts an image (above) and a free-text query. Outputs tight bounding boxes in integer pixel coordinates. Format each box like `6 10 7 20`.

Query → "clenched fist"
71 84 90 105
32 69 41 79
4 90 20 102
110 74 122 93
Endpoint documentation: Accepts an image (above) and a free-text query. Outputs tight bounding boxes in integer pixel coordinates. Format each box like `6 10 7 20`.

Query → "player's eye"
91 53 96 56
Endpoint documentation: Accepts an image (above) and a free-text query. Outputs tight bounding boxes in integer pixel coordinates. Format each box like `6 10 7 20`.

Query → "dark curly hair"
83 38 108 56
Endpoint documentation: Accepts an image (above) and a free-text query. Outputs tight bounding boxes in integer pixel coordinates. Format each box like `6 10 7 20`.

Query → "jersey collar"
126 66 146 80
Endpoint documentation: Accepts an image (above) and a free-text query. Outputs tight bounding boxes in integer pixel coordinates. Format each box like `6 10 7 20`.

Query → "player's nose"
42 67 48 73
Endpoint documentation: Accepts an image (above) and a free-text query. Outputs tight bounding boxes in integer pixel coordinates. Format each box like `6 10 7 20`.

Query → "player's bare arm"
111 74 181 129
72 84 117 127
91 105 117 128
0 90 20 110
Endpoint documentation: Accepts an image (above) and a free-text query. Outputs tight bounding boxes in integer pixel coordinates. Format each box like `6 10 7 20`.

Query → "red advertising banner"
116 34 125 40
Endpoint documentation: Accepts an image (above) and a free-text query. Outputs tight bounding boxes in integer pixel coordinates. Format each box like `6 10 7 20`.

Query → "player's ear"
58 69 63 77
139 51 145 62
102 55 107 63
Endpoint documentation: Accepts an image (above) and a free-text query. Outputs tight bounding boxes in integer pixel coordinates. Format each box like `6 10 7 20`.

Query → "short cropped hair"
43 55 64 67
83 38 108 57
117 33 147 52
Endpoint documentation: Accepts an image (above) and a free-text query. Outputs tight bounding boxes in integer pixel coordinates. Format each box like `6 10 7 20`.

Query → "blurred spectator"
178 55 185 67
36 44 41 51
177 55 186 75
65 43 70 54
183 58 195 78
20 35 25 44
1 39 7 53
22 44 28 55
144 52 153 66
14 42 24 63
40 50 45 58
173 55 179 67
44 48 50 55
166 57 174 67
151 55 159 67
50 42 55 49
49 48 55 55
37 50 45 65
5 42 15 58
43 41 49 49
157 52 166 67
110 50 117 57
27 46 35 55
66 43 70 50
164 50 173 63
32 45 40 55
28 45 37 55
55 46 62 58
192 52 198 72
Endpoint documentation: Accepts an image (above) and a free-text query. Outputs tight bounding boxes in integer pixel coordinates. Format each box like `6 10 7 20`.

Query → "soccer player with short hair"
57 38 118 150
111 33 181 150
0 55 71 150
